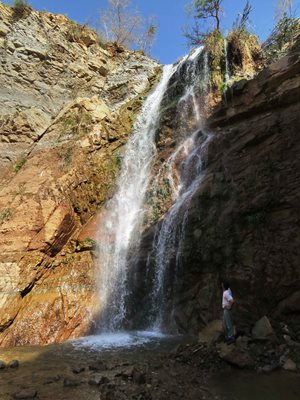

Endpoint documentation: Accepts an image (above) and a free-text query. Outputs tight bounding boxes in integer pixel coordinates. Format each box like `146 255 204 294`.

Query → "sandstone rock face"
0 3 160 346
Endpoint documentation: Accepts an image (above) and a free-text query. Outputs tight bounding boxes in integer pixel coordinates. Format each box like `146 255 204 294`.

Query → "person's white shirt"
222 289 233 310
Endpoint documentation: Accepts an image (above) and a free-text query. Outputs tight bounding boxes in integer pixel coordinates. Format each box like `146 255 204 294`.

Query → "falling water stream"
96 64 176 335
93 46 213 343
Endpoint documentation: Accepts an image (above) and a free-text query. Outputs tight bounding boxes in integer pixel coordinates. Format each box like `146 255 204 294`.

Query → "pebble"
12 389 37 399
63 377 81 387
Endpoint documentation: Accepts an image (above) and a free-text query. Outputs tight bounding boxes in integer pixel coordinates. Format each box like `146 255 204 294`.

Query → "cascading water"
224 38 230 85
146 50 212 332
150 132 212 331
95 46 213 339
96 64 175 331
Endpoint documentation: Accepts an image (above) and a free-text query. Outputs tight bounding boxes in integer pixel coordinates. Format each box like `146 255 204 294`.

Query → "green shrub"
12 0 31 20
14 157 26 173
115 153 123 170
58 147 73 167
0 208 12 225
264 16 300 63
204 29 224 90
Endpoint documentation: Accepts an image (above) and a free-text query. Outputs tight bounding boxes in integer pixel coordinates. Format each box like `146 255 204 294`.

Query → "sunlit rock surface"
0 2 160 346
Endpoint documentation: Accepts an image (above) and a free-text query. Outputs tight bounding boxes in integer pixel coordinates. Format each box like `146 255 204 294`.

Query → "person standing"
222 281 235 343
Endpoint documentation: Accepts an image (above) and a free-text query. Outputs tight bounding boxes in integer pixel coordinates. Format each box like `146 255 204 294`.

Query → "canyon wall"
135 39 300 339
0 1 299 347
0 3 160 346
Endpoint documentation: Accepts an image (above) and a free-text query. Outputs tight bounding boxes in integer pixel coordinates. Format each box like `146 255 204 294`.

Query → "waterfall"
150 132 212 331
96 65 175 331
224 38 230 85
96 46 212 335
147 50 212 331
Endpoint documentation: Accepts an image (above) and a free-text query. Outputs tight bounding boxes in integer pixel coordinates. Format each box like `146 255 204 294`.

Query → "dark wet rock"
88 373 110 385
88 360 108 371
43 375 61 384
133 369 146 385
259 363 279 373
198 320 223 346
116 366 135 380
0 360 6 369
8 359 19 368
132 391 152 400
72 366 85 374
12 389 37 399
218 344 255 369
63 377 81 387
129 41 300 339
235 335 251 350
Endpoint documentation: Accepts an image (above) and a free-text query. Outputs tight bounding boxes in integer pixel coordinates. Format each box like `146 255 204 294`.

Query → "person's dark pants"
223 308 234 340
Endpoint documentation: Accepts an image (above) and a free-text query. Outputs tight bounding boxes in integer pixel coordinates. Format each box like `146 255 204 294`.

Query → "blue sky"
2 0 300 64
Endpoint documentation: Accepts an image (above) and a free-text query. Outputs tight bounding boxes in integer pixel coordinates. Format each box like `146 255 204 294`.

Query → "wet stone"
12 389 37 399
43 375 61 384
9 359 19 368
88 373 110 385
72 366 85 374
116 366 135 380
88 361 107 371
63 377 81 387
133 369 146 385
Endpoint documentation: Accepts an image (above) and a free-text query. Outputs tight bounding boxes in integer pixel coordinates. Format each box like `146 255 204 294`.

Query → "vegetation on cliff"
184 0 299 104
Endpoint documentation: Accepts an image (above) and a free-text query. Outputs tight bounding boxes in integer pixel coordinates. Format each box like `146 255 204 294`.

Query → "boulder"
218 344 255 369
282 358 297 371
198 320 223 345
252 316 275 340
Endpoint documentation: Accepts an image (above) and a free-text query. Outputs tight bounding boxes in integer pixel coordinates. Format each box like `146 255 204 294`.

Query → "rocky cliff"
131 39 300 339
0 2 160 346
0 1 299 348
181 44 300 337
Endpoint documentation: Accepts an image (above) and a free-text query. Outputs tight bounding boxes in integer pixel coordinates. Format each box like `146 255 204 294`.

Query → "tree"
184 0 223 45
193 0 223 31
275 0 295 20
98 0 157 52
232 1 253 33
137 21 157 54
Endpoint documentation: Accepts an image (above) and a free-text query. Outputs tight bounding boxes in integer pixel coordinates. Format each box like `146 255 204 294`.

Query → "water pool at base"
0 334 299 400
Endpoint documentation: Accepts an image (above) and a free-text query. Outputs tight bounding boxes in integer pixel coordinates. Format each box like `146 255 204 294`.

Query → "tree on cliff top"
275 0 295 20
98 0 157 53
194 0 223 31
264 0 299 63
184 0 223 45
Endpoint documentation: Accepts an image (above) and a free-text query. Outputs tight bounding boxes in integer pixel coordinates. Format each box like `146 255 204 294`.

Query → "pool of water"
0 334 299 400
